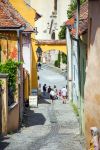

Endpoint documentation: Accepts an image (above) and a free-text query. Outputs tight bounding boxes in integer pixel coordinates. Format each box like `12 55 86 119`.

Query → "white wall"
30 0 71 40
30 0 54 40
22 35 31 74
56 0 71 39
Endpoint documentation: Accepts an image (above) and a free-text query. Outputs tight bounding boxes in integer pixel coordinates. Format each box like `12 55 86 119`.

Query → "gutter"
76 0 82 135
0 26 25 31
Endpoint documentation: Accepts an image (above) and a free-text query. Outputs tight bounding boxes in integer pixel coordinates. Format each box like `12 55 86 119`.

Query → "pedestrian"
48 86 51 93
50 89 55 103
48 86 52 99
53 85 58 99
38 63 41 70
38 83 42 100
43 84 46 96
61 87 67 104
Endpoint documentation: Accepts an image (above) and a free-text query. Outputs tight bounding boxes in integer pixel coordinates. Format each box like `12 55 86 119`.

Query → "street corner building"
0 0 40 134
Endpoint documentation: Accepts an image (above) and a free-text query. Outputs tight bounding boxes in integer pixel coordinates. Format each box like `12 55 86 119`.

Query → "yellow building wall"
34 44 67 55
9 1 67 91
9 0 38 91
9 0 35 26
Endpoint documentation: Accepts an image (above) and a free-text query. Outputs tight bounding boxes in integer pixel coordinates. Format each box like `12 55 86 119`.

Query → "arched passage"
34 40 67 55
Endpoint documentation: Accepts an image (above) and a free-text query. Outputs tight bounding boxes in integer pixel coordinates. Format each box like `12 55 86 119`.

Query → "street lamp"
36 46 42 62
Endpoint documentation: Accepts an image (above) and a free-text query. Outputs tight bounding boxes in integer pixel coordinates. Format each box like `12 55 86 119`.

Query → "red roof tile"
0 1 24 28
0 0 34 32
66 1 88 37
66 18 75 26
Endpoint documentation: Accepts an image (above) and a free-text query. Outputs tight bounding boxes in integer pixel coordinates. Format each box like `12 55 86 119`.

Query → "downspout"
76 0 82 134
66 27 72 101
17 27 24 124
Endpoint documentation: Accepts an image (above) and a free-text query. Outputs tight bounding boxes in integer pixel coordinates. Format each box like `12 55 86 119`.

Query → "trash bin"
29 89 38 108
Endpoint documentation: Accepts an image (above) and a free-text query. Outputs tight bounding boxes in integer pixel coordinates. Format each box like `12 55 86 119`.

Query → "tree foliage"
62 53 67 64
67 0 86 19
0 59 21 92
58 25 66 39
0 59 22 105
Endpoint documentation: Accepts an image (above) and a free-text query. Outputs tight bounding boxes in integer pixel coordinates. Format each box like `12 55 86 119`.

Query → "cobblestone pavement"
0 99 86 150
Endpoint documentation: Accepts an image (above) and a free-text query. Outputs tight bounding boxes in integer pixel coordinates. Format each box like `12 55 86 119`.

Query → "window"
54 0 57 11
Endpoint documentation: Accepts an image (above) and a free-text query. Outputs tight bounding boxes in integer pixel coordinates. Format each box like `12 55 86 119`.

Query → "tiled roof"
0 1 25 28
0 0 34 32
66 1 88 37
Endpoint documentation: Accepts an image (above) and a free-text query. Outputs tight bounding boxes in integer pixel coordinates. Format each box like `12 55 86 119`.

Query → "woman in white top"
61 87 67 104
50 89 55 103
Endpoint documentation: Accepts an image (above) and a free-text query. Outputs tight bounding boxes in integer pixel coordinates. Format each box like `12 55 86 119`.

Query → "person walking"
38 83 42 100
50 89 55 103
43 84 46 97
48 86 51 94
61 87 67 104
54 85 58 99
48 86 52 98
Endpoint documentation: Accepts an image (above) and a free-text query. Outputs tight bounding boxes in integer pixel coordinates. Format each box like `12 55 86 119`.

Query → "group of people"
42 84 67 104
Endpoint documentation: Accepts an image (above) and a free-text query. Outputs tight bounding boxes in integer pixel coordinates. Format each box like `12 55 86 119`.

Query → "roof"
0 0 34 32
66 1 88 37
36 40 66 45
0 1 25 28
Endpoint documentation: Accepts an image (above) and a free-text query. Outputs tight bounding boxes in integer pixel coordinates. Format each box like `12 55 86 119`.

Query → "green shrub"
58 25 66 40
0 59 21 92
71 101 79 116
0 59 22 105
54 60 59 67
62 53 67 64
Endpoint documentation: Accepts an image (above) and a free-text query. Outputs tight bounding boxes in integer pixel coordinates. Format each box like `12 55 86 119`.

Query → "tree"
58 25 66 39
67 0 86 19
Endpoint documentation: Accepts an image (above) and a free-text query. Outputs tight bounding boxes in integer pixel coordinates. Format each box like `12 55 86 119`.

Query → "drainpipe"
66 27 72 101
76 0 82 134
17 28 24 124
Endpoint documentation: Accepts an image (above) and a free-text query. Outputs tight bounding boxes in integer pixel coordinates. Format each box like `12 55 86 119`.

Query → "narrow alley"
1 0 100 149
0 99 84 150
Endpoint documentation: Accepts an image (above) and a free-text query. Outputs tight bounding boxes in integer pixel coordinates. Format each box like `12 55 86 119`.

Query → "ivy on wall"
0 59 21 105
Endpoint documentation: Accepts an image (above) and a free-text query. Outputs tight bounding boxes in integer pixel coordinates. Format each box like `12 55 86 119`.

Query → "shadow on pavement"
23 109 46 127
38 97 51 104
38 92 51 104
0 136 9 150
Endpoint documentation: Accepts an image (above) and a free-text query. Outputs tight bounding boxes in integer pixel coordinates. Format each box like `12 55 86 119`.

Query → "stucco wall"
72 39 79 106
30 0 71 40
8 103 19 132
30 0 54 40
84 1 100 148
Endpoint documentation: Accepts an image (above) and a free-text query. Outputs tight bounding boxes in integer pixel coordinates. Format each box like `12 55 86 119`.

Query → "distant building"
29 0 71 40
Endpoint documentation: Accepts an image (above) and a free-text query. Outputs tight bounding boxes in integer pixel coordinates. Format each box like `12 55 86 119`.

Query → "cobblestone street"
0 98 85 150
